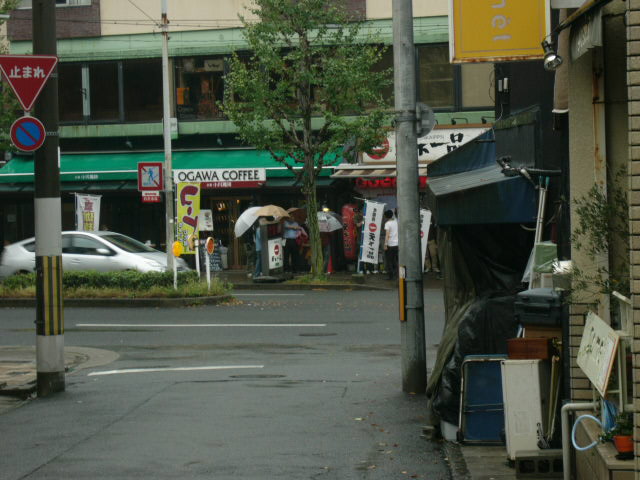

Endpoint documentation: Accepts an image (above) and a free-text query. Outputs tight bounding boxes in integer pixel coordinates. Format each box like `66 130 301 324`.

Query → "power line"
126 0 159 27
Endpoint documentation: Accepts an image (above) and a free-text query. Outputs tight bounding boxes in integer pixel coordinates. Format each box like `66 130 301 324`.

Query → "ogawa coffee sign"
173 168 266 189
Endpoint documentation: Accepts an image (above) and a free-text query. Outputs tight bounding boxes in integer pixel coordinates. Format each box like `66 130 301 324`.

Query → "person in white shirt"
383 210 399 280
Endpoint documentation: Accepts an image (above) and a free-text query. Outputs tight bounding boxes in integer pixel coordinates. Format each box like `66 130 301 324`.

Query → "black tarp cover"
427 224 534 425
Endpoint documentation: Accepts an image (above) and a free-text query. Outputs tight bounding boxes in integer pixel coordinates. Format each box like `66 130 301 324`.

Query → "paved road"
0 288 449 480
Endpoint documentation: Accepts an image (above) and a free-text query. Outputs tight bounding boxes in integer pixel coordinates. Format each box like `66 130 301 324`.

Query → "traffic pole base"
37 371 65 397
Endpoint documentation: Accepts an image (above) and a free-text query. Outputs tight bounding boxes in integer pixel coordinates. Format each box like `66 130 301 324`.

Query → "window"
418 44 455 109
58 63 84 122
89 63 120 121
175 57 225 120
460 63 494 109
123 59 162 122
58 59 163 124
417 44 494 111
371 47 394 105
18 0 91 7
66 235 111 255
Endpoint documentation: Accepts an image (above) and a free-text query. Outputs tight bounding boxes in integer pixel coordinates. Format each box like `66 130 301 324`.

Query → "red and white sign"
0 55 58 111
142 191 161 203
359 200 385 265
138 162 164 191
205 237 215 255
268 238 283 270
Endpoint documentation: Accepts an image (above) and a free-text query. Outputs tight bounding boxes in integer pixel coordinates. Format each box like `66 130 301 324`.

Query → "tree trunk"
303 164 323 278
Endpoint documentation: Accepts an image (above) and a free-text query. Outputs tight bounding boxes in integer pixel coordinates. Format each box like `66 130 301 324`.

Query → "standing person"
253 225 263 278
283 217 301 273
425 219 440 274
320 231 331 274
383 209 398 280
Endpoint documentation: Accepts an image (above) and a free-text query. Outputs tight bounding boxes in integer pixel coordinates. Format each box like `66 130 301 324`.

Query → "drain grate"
229 374 286 379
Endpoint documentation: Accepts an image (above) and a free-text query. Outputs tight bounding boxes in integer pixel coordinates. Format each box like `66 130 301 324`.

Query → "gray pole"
392 0 426 393
161 0 175 270
33 0 64 396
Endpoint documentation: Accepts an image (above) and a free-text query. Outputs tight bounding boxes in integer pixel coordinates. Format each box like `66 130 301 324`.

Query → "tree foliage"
0 0 20 153
222 0 391 276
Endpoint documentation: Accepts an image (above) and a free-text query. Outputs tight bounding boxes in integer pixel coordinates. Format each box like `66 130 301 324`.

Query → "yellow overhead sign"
450 0 550 63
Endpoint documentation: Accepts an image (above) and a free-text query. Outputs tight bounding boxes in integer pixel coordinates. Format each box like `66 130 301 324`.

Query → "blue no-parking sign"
10 116 46 152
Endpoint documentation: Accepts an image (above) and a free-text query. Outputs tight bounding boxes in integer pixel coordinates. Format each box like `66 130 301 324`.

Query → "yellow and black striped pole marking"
35 255 64 336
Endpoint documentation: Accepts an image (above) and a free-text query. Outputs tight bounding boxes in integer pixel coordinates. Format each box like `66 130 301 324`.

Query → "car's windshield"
101 234 157 253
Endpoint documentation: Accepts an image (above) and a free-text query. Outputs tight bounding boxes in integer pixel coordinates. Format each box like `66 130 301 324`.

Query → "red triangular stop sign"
0 55 58 111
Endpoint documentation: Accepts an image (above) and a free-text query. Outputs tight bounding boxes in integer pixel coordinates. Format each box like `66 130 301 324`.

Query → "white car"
0 231 190 279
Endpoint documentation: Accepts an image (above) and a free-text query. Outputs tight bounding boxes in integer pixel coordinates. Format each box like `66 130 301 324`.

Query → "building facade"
0 0 493 270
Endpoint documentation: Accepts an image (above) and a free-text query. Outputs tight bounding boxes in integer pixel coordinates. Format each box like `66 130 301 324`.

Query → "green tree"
0 0 20 154
223 0 390 277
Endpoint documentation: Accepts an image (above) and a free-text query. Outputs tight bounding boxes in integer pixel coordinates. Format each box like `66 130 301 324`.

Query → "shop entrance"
209 197 253 270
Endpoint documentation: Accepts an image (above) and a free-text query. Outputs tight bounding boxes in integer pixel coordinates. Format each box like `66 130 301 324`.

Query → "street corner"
0 346 119 396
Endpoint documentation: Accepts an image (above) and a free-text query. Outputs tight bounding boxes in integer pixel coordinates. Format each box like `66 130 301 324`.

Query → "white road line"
76 323 326 328
234 293 306 296
88 365 265 376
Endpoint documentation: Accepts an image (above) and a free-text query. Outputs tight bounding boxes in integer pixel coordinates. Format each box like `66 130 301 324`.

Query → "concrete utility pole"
392 0 426 393
33 0 64 396
161 0 175 270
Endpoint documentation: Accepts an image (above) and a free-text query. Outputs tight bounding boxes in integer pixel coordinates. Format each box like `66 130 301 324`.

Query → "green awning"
0 150 337 184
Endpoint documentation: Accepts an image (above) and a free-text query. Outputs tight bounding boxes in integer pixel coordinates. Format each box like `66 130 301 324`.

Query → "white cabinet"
501 359 550 460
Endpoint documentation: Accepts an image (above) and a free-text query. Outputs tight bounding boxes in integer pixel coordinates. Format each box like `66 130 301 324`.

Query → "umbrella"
287 207 307 223
255 204 289 219
317 211 343 232
234 206 261 237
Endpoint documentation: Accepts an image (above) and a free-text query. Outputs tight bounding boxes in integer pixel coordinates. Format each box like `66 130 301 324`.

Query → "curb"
233 282 392 291
0 294 233 308
442 441 472 480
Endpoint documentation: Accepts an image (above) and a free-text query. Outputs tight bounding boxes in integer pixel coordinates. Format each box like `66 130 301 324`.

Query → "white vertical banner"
359 200 385 264
75 194 101 231
420 209 432 271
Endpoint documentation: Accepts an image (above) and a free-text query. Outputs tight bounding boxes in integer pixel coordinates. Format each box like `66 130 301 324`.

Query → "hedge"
1 270 200 290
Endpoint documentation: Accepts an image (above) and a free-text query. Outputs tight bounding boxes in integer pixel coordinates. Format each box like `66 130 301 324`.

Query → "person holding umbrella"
283 216 301 274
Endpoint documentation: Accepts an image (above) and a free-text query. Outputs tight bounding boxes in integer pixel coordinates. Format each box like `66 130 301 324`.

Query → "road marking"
88 365 265 376
76 323 327 328
234 293 306 296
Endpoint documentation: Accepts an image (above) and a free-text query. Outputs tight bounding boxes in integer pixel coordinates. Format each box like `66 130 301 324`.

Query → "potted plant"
601 412 633 453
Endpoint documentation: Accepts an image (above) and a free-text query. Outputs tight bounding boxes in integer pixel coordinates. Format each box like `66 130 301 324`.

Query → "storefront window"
123 59 162 122
175 57 225 120
89 62 120 121
418 44 455 109
58 63 83 122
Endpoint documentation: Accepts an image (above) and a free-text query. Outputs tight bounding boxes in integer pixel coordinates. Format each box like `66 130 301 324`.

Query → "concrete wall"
366 0 447 19
628 0 640 476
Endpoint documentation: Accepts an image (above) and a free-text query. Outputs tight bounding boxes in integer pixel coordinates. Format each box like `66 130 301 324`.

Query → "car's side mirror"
96 248 113 256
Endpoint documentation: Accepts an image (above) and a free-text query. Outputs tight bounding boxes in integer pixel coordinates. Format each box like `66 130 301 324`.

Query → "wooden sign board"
576 311 620 397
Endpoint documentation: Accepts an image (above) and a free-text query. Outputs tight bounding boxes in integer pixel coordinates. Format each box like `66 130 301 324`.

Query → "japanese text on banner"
359 200 385 264
420 209 432 271
75 194 101 232
176 183 201 254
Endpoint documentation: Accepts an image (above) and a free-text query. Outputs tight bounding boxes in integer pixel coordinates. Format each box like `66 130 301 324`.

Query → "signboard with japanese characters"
577 311 620 397
268 238 283 270
359 200 385 265
449 0 550 63
173 168 266 189
176 183 201 254
0 55 58 111
75 194 101 232
420 209 432 271
362 127 489 163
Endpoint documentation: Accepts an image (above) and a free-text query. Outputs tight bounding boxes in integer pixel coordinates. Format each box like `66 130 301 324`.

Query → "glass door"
210 197 252 269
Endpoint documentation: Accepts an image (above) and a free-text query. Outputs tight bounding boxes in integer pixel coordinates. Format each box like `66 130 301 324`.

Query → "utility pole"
161 0 175 270
392 0 426 393
33 0 64 396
